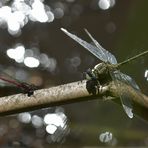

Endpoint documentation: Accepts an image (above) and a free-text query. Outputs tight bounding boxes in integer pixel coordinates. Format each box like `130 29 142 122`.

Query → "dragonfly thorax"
91 62 114 85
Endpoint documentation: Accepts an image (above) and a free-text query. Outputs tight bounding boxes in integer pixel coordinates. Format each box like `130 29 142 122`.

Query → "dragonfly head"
85 68 96 80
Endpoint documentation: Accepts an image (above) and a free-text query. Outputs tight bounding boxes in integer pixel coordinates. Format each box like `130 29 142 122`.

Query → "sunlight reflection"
16 108 70 143
70 56 81 67
43 109 69 142
29 0 49 22
24 57 40 68
6 43 57 70
98 0 115 10
54 8 64 19
46 11 55 22
44 113 66 128
18 112 31 124
7 16 20 33
54 2 66 11
99 131 113 143
99 131 117 146
46 124 57 134
31 115 43 128
65 55 81 73
39 54 57 72
7 45 25 62
0 0 54 36
144 70 148 81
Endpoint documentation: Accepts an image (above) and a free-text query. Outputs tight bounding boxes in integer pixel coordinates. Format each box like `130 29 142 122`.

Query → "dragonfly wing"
0 79 13 87
114 71 140 91
110 70 133 118
61 28 117 63
121 97 133 119
84 29 117 64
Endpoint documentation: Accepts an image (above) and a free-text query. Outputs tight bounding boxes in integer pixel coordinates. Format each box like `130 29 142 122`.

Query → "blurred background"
0 0 148 147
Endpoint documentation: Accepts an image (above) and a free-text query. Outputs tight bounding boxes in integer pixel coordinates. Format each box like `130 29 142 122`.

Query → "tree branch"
0 80 147 116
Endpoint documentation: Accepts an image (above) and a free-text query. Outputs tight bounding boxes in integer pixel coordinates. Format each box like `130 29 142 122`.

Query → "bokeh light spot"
46 124 57 134
18 112 31 124
98 0 115 10
99 131 113 143
24 57 40 68
31 115 43 128
144 70 148 81
7 45 25 61
44 113 66 128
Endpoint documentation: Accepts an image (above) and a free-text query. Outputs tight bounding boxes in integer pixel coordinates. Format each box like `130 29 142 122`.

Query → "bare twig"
0 80 147 116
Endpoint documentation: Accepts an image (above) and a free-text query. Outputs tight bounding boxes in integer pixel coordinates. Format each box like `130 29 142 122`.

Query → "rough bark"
0 80 147 116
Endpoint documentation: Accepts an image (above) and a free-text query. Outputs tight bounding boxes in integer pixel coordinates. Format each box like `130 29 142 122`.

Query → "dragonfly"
0 72 37 97
61 28 148 118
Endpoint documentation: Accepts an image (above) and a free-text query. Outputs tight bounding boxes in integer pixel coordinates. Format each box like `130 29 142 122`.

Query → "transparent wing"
84 29 117 64
61 28 117 64
0 79 13 87
110 70 134 118
114 71 140 91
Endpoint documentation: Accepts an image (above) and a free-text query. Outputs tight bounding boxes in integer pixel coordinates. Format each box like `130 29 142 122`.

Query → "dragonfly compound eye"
92 63 109 79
